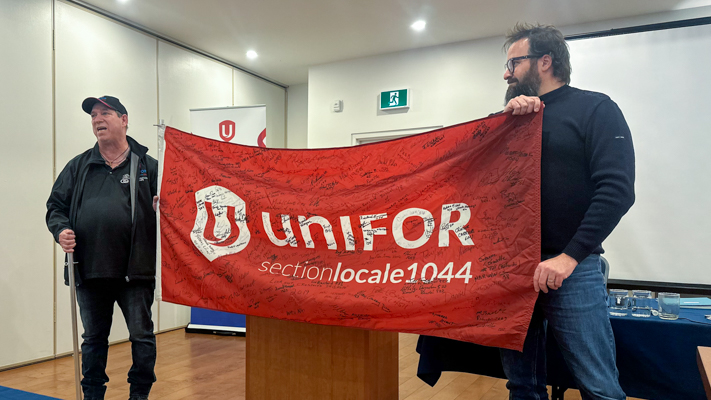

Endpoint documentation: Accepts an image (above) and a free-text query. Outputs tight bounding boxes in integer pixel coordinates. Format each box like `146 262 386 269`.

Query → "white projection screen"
567 22 711 289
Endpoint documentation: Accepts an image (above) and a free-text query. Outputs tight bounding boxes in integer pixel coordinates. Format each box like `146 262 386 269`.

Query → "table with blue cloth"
416 305 711 400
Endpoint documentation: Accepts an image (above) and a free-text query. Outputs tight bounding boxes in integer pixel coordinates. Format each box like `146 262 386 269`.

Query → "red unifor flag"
160 112 542 351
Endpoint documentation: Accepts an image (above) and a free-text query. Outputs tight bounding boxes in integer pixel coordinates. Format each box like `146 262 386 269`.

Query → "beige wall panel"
54 1 159 354
157 41 233 329
233 70 286 148
155 302 189 333
0 0 54 369
286 83 308 149
158 41 233 132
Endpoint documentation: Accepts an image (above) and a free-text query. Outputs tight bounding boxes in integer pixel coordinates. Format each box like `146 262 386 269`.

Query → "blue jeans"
500 255 625 400
76 279 156 400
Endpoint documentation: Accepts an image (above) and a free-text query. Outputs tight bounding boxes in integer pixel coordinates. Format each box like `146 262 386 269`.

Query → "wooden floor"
0 329 640 400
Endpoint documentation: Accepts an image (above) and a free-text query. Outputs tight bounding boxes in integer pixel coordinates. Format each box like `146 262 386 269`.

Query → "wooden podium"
699 346 711 400
246 316 398 400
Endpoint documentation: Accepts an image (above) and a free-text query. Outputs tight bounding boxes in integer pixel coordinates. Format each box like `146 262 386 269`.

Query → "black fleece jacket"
46 136 158 285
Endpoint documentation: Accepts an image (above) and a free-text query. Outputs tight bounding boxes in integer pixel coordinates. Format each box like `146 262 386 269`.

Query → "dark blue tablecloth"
417 306 711 400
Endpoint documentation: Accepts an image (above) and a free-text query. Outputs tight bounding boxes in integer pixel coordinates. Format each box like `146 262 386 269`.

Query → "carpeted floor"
0 386 61 400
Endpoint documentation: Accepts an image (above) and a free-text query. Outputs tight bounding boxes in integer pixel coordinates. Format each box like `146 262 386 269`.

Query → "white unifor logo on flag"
190 185 251 262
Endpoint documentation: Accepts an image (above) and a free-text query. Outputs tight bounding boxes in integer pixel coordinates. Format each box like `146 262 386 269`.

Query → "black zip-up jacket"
46 135 158 285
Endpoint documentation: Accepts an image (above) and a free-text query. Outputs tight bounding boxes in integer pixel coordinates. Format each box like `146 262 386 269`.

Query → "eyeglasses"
505 55 541 74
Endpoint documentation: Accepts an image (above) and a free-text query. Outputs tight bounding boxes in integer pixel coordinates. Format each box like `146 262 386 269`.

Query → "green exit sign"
380 89 410 110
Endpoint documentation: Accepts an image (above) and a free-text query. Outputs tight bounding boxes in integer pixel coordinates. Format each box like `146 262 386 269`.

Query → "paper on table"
680 297 711 309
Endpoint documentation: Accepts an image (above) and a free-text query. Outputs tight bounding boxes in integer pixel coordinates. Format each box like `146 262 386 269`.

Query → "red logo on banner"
257 128 266 148
160 113 542 351
218 120 236 142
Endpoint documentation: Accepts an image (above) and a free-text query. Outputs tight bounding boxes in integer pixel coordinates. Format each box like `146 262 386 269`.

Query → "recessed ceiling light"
411 20 426 31
117 0 129 3
246 50 258 59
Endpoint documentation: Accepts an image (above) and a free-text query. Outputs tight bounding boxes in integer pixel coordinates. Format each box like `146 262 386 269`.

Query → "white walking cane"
155 120 165 302
67 252 83 400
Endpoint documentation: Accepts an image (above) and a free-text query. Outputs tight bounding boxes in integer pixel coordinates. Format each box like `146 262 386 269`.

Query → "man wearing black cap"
46 96 158 400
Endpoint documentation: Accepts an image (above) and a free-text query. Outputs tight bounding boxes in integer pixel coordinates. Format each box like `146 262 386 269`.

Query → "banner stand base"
185 323 246 336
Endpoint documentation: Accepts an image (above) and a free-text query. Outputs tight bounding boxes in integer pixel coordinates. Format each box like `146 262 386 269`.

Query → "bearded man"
498 24 635 400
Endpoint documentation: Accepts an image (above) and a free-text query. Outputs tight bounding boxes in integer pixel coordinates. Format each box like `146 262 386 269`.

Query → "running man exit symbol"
380 89 409 110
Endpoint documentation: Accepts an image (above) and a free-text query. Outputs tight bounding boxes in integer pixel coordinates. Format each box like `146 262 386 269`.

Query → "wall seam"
51 0 58 359
284 88 289 148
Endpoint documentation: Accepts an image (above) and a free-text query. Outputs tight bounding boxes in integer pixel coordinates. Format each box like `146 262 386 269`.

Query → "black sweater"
538 85 635 262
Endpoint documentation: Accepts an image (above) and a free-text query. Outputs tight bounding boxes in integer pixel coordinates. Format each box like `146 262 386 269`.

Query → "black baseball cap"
82 96 128 116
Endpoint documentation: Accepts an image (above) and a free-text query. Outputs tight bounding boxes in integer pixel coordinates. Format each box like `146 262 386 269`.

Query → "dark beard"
504 64 542 104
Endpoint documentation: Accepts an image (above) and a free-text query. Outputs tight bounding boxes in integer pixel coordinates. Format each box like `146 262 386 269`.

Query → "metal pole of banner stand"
67 252 83 400
154 120 165 306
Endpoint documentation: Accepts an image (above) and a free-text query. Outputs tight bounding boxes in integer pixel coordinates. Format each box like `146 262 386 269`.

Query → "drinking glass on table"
608 289 629 316
658 292 681 320
631 290 653 318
